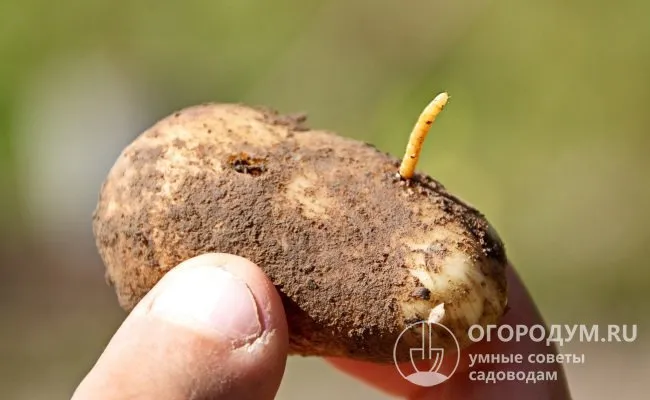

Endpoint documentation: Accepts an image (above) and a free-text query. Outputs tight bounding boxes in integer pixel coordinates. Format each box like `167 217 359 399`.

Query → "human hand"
329 267 572 399
73 254 571 399
72 254 288 399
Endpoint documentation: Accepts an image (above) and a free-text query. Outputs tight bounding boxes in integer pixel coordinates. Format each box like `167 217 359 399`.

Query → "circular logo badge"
393 321 461 387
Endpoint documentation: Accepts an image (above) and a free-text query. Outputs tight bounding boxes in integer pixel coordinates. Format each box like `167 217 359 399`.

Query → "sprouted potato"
93 93 508 363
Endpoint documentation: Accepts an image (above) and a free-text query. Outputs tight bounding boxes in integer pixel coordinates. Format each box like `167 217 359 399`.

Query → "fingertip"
147 253 289 343
74 253 289 400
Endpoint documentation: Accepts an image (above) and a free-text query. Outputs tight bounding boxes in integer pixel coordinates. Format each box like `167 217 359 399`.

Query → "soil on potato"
93 104 507 362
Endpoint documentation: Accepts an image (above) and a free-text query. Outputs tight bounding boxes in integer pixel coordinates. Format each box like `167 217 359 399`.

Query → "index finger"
327 265 571 399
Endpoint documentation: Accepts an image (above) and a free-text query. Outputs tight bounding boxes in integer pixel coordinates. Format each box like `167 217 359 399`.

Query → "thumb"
73 253 289 400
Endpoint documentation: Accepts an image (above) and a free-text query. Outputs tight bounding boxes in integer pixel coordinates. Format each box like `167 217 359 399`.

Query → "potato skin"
93 104 508 363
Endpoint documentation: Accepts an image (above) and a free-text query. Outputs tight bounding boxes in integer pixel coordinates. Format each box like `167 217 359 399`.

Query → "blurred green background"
1 0 648 398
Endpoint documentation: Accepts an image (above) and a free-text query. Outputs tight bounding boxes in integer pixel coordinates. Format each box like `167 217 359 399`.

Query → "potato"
93 103 508 363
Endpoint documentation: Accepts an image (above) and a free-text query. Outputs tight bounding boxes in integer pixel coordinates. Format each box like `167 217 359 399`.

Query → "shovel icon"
410 323 444 373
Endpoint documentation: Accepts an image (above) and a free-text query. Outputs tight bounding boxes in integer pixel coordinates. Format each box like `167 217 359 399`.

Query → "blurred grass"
0 0 648 398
